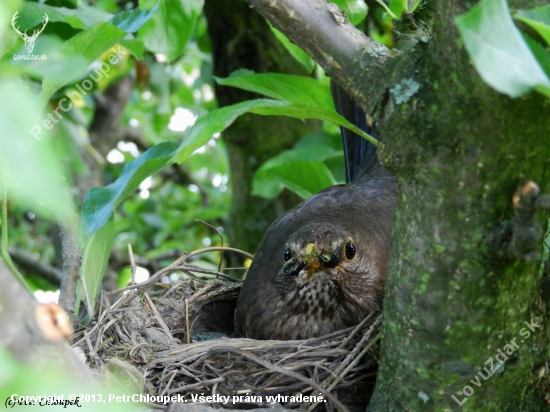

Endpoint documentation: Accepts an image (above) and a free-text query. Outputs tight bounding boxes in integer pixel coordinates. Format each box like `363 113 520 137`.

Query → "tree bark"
203 0 319 262
245 0 550 410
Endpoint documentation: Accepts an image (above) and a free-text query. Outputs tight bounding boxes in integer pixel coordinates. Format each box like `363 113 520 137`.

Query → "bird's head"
279 238 357 281
274 223 368 296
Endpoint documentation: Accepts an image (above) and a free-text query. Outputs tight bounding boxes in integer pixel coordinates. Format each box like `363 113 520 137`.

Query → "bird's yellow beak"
300 243 320 280
301 243 335 280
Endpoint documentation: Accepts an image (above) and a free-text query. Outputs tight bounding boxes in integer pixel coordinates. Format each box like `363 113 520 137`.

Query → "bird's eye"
344 240 356 260
283 246 292 262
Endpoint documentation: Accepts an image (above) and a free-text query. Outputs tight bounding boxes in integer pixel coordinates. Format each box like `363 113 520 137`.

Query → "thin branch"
144 292 174 341
7 247 62 285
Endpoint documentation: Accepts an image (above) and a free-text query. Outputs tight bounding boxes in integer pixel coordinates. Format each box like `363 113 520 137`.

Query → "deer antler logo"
12 11 49 54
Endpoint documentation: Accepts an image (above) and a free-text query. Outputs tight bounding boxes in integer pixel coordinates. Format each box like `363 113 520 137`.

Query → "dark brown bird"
235 83 396 340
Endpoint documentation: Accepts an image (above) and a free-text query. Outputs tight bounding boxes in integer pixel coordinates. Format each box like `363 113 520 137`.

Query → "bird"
234 82 396 340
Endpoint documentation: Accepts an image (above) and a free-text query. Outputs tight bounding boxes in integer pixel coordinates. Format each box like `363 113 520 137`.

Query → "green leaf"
268 23 315 72
40 22 127 105
120 39 145 59
81 142 178 238
515 5 550 46
249 101 377 145
0 80 73 220
78 219 114 314
216 72 334 109
255 161 337 199
331 0 368 25
174 98 376 168
109 3 159 33
455 0 550 97
252 131 343 199
138 0 204 62
216 73 377 144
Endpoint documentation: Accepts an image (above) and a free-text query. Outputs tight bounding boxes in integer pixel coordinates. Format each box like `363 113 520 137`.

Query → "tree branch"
8 247 62 286
245 0 401 110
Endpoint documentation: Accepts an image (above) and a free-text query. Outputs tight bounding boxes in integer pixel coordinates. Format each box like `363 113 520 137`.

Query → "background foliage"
0 0 393 305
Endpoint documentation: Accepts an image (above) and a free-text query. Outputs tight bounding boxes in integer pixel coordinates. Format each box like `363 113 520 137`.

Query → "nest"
72 247 381 412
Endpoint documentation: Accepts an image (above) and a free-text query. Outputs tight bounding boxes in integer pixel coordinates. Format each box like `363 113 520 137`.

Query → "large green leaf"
81 142 178 238
173 98 376 166
515 5 550 46
455 0 550 97
40 22 128 105
331 0 368 25
78 219 114 314
216 73 377 144
252 131 342 199
0 80 72 220
249 101 377 145
255 161 337 200
138 0 203 62
216 72 334 109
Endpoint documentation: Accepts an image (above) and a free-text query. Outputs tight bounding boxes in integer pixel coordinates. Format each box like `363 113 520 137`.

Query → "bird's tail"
330 81 379 184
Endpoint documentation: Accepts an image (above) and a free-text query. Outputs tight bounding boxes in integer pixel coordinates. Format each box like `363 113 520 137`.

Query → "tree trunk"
246 0 550 409
203 0 319 262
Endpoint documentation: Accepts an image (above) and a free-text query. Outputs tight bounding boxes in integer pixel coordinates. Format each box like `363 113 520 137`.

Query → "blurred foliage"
0 0 229 298
0 0 395 309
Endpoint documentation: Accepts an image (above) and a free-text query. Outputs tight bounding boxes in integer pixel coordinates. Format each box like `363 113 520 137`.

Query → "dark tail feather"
330 81 378 184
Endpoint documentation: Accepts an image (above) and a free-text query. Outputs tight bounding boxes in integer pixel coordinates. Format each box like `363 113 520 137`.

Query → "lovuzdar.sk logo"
11 11 48 60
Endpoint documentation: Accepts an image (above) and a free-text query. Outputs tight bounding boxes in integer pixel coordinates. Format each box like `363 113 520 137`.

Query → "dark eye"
283 246 292 262
344 240 356 260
